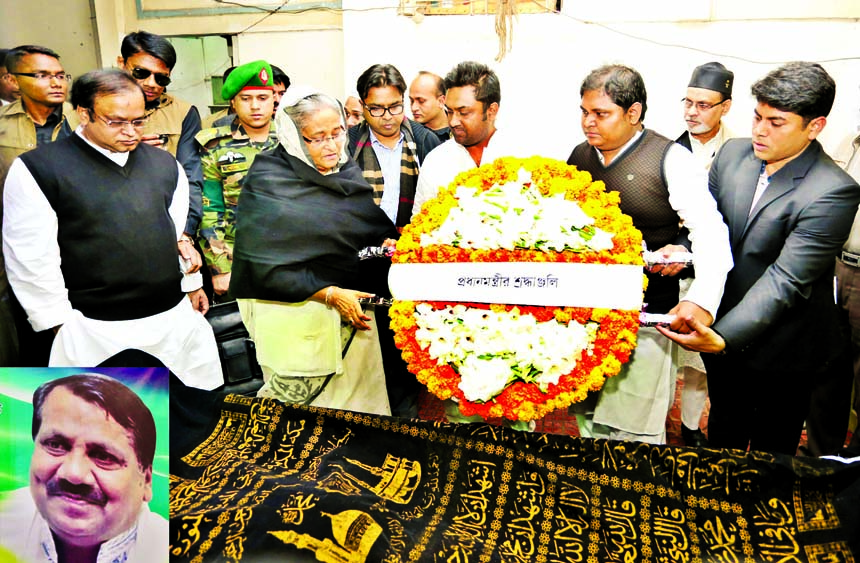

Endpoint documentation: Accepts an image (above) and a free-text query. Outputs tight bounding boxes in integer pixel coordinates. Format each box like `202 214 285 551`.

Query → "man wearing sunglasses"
117 31 204 252
0 44 80 366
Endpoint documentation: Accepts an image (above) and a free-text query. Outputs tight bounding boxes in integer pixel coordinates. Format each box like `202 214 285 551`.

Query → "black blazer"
709 138 860 370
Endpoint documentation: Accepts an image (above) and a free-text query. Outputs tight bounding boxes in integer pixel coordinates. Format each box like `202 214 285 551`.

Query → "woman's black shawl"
231 145 398 302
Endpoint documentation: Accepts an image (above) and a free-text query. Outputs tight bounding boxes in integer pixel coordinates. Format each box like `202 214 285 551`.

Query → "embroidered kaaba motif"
170 395 860 562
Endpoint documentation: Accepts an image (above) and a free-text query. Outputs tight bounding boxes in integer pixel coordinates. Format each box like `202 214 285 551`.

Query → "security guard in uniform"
195 60 278 301
0 44 79 366
117 31 204 242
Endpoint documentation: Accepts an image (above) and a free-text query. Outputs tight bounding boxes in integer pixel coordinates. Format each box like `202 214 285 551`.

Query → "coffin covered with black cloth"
170 391 860 562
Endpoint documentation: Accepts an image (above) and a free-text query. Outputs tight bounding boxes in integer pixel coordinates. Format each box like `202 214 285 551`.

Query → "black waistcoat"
567 129 679 313
19 134 184 320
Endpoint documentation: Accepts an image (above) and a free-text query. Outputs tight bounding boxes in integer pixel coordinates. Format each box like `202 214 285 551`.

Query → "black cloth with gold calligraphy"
170 393 860 562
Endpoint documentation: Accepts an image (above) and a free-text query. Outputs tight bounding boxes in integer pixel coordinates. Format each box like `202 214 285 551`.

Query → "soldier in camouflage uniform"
196 60 279 300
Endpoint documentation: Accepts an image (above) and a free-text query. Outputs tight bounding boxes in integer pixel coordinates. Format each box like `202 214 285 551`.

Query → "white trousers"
49 298 223 390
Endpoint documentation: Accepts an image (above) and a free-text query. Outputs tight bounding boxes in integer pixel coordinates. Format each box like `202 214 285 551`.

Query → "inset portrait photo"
0 368 168 563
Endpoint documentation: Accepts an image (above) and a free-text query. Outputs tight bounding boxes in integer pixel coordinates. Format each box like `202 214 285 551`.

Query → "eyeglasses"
90 111 148 130
302 129 346 147
11 72 71 82
681 97 728 112
130 67 171 87
364 102 404 118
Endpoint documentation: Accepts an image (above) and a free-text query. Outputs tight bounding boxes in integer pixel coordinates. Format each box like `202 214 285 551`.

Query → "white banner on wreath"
389 262 644 310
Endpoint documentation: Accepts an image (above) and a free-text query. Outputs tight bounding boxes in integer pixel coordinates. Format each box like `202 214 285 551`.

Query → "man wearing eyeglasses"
346 63 441 419
677 62 735 169
2 69 222 386
347 63 440 230
195 60 279 301
673 62 736 449
566 64 732 445
0 44 80 366
659 62 860 455
117 31 204 251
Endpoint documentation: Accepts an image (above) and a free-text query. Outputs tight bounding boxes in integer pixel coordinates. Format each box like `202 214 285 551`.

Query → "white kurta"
2 130 222 389
411 130 521 217
0 487 169 563
588 132 733 437
678 122 737 428
686 121 735 170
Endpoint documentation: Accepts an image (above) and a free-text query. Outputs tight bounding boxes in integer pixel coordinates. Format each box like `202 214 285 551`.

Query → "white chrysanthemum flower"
517 167 533 186
413 304 597 396
588 229 616 251
458 355 512 402
420 170 614 252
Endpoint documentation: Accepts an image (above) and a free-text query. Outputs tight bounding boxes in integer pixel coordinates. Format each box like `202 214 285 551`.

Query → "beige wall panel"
559 0 711 22
235 30 345 102
140 0 289 9
0 0 100 77
559 0 860 22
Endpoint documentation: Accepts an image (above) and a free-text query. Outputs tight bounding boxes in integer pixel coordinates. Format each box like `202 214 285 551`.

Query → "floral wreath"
390 156 645 422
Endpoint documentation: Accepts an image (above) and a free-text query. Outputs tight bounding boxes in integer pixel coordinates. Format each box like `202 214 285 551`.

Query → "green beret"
221 60 274 100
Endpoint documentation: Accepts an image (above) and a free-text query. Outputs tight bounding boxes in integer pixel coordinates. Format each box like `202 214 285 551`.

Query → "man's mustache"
45 478 107 507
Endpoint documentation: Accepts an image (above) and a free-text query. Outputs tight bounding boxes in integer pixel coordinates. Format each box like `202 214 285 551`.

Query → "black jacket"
347 119 441 164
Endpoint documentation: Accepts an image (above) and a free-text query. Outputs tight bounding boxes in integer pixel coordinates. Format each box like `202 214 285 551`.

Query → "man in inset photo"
0 372 168 562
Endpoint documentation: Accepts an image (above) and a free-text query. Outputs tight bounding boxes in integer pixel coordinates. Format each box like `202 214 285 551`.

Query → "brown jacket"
142 93 192 157
142 93 204 235
0 99 79 185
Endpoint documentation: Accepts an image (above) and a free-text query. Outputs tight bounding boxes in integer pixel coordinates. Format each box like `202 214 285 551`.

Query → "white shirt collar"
37 507 141 563
368 126 404 150
75 126 131 166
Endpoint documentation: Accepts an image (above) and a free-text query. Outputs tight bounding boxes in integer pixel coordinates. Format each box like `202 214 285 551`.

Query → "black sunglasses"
130 67 171 87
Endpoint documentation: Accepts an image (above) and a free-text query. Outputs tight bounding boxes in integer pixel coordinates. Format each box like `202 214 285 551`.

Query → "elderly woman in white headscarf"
230 90 397 415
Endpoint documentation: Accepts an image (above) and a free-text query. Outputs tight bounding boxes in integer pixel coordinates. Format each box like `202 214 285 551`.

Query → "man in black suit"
659 62 860 455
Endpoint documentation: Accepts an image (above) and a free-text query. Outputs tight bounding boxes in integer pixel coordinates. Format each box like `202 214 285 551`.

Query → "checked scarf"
350 119 420 228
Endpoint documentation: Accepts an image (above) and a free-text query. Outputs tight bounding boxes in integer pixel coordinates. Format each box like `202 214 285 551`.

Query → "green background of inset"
0 368 169 518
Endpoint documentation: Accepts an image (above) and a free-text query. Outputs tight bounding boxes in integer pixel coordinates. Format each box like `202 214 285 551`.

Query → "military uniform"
196 120 278 279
